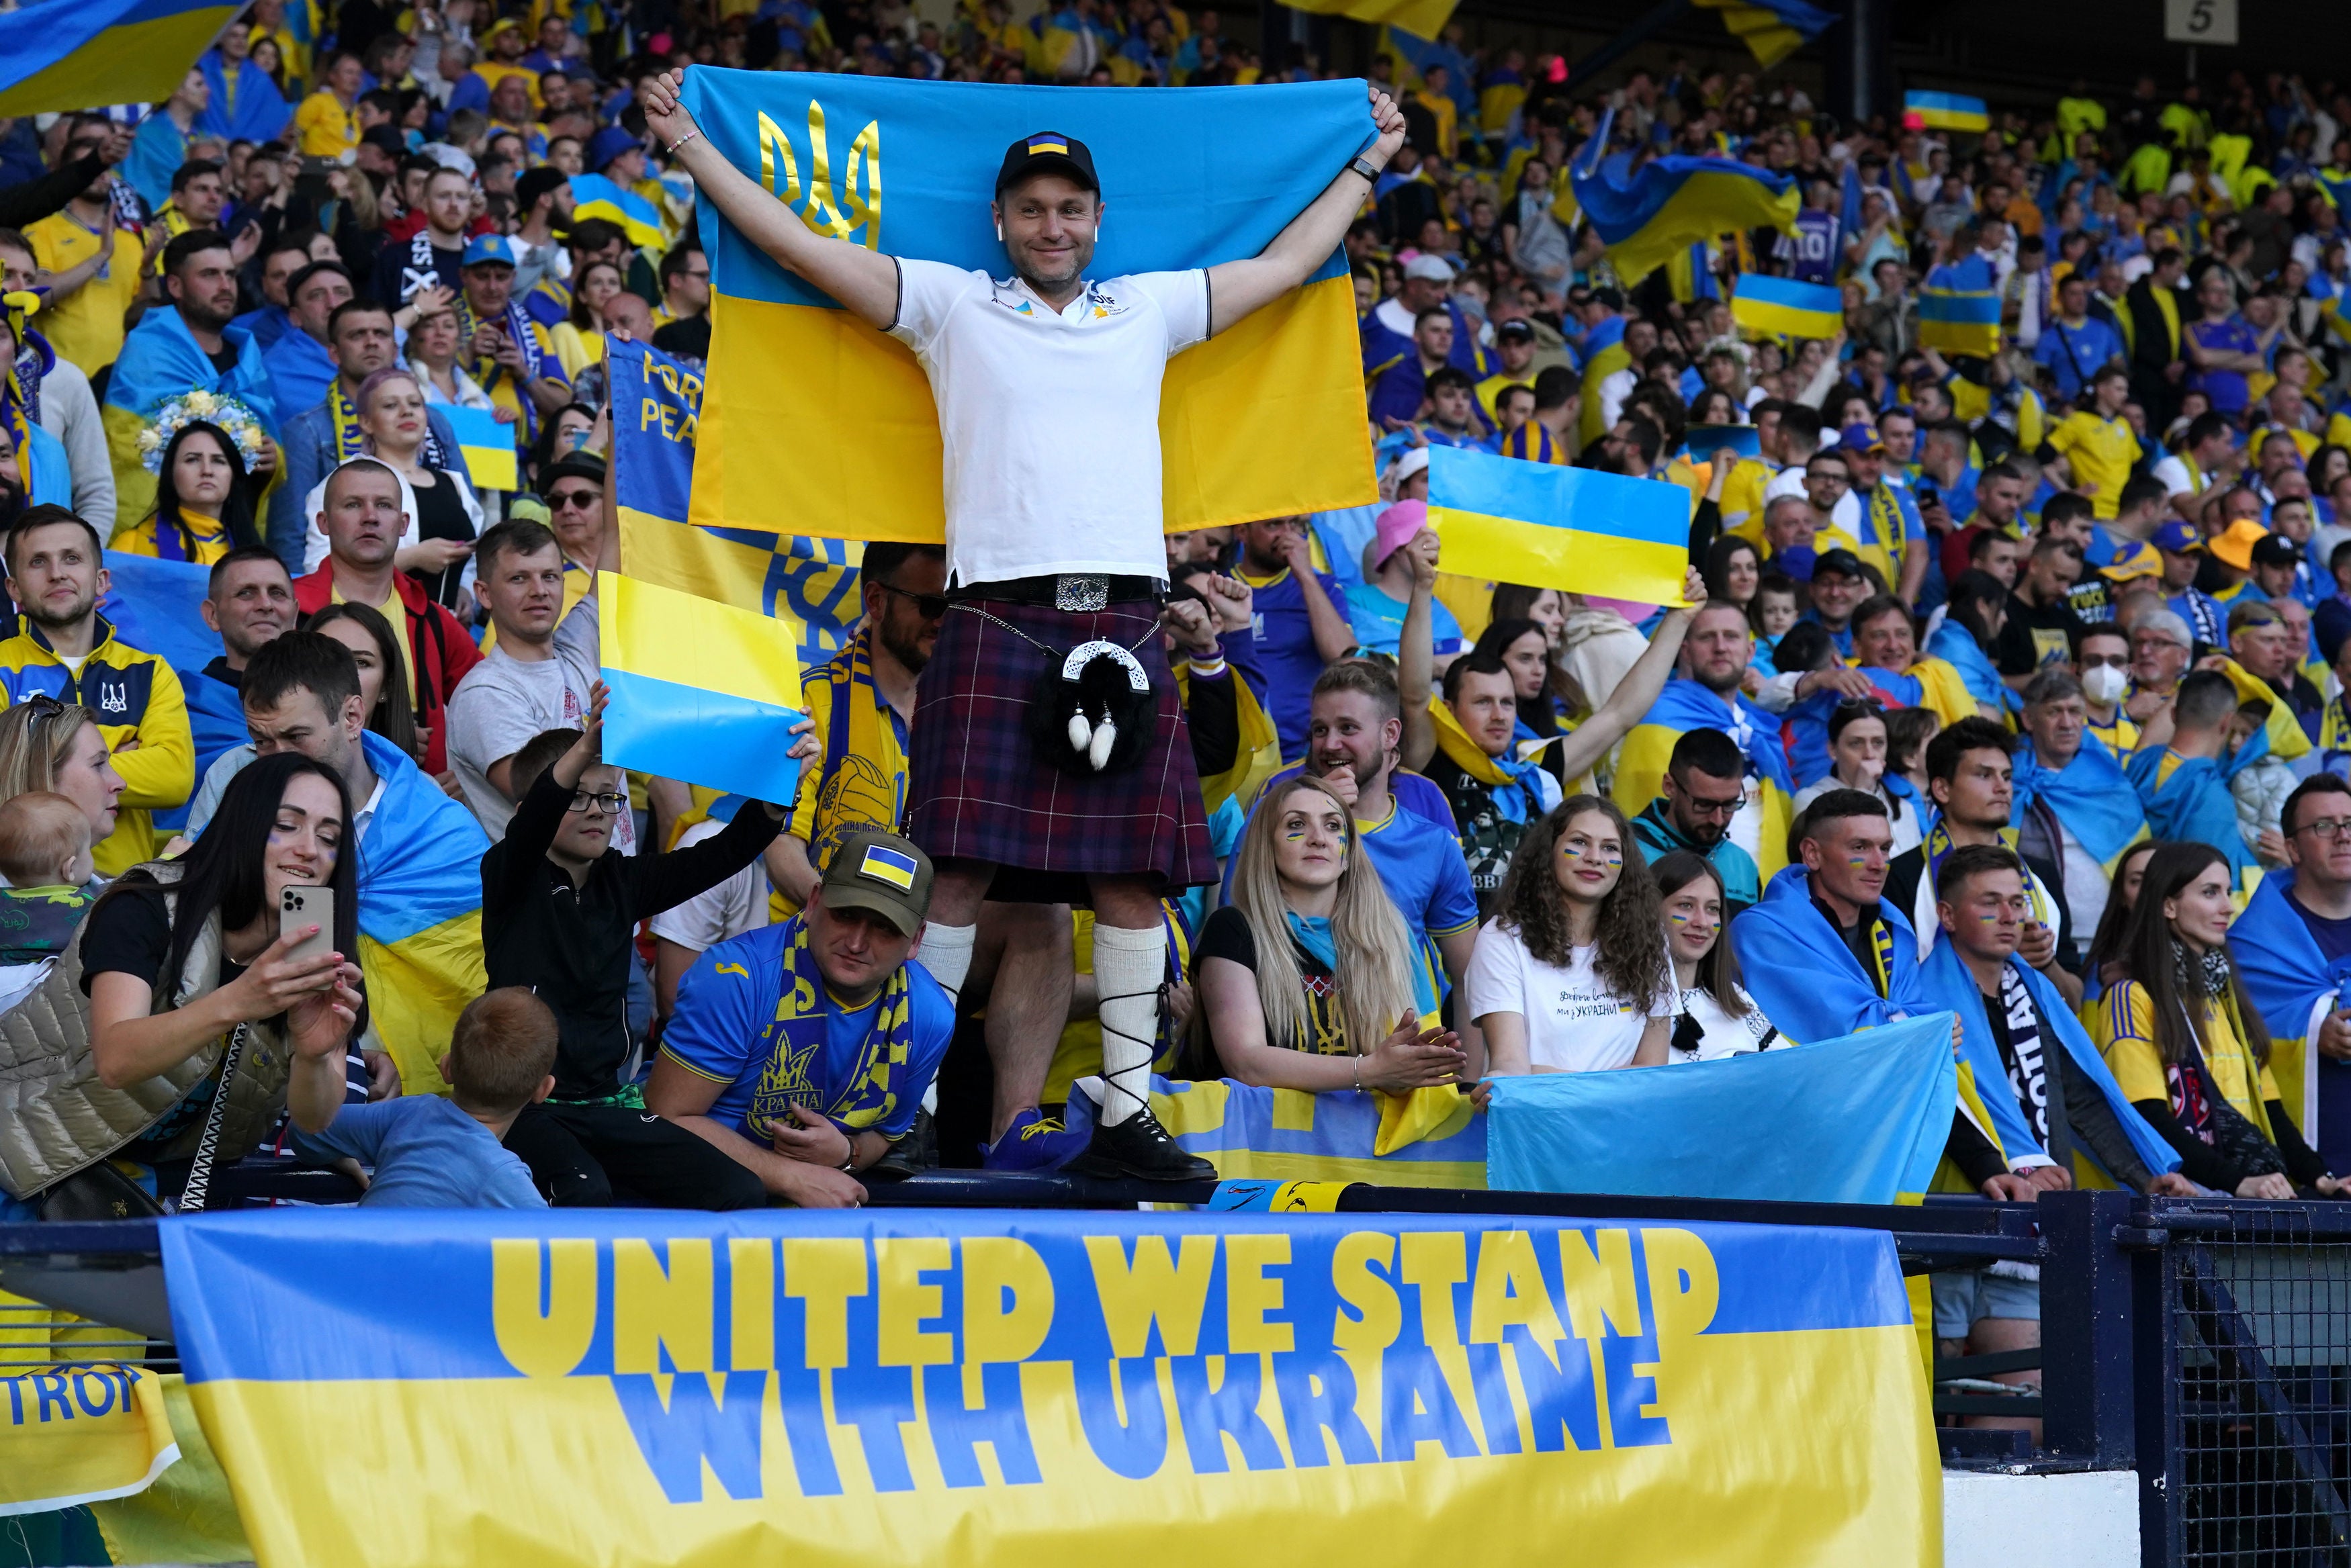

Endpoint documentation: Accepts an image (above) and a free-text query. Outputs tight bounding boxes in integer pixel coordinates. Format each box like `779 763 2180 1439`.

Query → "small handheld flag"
1731 273 1844 340
1904 91 1989 134
440 403 519 493
1918 286 2003 357
598 571 807 805
1426 447 1689 605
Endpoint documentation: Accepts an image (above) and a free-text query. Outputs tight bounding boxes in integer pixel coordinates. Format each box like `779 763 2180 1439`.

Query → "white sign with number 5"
2165 0 2237 46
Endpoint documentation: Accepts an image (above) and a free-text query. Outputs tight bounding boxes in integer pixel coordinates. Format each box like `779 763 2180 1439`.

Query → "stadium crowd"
7 0 2351 1426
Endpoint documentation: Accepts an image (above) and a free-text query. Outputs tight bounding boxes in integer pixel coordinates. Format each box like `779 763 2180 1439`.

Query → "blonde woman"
1194 776 1468 1092
0 700 126 890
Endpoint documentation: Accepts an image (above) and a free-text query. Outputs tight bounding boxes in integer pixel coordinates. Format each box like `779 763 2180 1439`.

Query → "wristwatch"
1345 154 1382 184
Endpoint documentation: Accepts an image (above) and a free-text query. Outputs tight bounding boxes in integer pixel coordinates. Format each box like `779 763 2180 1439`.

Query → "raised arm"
638 68 900 330
1205 84 1405 336
1544 567 1707 783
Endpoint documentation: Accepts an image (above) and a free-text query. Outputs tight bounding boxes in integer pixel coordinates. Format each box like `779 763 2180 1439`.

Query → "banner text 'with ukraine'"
164 1207 1935 1567
680 71 1378 541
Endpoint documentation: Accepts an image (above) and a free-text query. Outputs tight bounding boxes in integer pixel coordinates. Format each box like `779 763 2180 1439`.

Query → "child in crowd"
0 792 95 1013
1746 573 1802 678
294 988 557 1207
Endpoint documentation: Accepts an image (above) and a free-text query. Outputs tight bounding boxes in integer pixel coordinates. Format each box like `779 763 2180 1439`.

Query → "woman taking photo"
1652 851 1775 1061
1192 776 1468 1091
1469 796 1672 1072
0 699 126 889
2092 842 2344 1199
0 754 363 1213
116 422 260 565
551 259 625 381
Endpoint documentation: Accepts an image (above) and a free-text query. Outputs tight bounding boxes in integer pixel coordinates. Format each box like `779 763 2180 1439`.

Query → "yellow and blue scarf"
746 916 916 1138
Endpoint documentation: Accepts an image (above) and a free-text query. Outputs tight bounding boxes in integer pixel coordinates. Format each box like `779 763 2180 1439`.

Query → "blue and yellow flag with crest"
677 70 1378 542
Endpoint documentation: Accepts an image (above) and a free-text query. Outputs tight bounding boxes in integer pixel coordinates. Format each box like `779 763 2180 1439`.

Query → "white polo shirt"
888 257 1210 588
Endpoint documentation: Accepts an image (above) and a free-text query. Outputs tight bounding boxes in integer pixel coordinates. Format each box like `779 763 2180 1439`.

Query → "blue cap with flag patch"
819 829 934 937
461 233 521 270
995 130 1099 197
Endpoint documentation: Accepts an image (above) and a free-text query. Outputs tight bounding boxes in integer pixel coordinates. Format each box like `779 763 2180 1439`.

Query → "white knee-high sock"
917 921 977 1005
1090 922 1167 1127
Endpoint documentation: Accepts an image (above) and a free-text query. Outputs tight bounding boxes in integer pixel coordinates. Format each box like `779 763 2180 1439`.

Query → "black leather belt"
950 573 1165 610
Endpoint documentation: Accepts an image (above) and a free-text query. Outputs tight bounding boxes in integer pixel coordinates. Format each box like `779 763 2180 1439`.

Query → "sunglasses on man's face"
547 488 598 511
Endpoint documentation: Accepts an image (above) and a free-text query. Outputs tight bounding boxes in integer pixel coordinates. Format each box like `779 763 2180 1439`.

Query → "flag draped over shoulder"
102 314 276 531
1569 151 1798 285
2127 737 2264 895
0 0 238 117
1611 678 1795 879
609 334 864 669
2010 734 2147 871
1488 1015 1955 1204
1691 0 1834 69
2230 869 2345 1129
353 731 489 1097
679 71 1378 542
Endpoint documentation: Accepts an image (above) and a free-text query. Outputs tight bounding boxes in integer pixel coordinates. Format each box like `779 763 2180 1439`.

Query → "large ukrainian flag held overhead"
678 71 1377 542
0 0 238 116
1426 447 1689 607
1570 151 1799 286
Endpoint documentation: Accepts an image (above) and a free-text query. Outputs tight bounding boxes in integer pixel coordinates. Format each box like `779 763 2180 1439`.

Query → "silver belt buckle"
1055 573 1109 612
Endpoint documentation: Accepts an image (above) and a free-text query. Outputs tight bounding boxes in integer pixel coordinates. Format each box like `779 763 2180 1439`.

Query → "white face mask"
2081 663 2129 704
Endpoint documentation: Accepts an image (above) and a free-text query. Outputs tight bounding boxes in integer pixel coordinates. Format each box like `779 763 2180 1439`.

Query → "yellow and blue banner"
1903 91 1990 134
1065 1075 1485 1187
1609 680 1795 887
1569 149 1799 286
1488 1014 1957 1205
570 171 667 249
0 1365 179 1516
1691 0 1834 69
611 334 865 670
677 70 1378 541
0 0 238 116
1426 447 1689 607
160 1206 1938 1567
1730 273 1843 340
598 569 807 806
441 404 519 493
1917 286 2002 357
353 730 490 1099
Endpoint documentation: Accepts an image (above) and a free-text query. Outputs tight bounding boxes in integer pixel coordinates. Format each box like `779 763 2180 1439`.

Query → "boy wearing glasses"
482 688 809 1209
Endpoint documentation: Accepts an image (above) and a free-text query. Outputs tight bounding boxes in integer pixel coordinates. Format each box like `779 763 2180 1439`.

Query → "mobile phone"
281 886 336 965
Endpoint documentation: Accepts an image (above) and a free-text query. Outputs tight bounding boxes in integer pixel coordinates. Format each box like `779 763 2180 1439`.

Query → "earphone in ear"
996 223 1005 240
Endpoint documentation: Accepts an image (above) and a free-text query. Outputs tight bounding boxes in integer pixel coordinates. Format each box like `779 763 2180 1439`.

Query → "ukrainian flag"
2233 871 2344 1131
1425 446 1689 606
1575 313 1630 447
678 70 1376 542
1918 285 2002 357
1569 149 1799 286
440 403 517 493
598 570 807 806
353 731 490 1099
1731 273 1843 340
0 0 239 116
1903 91 1989 134
1065 1074 1487 1187
1611 678 1795 881
1691 0 1834 70
609 334 864 670
568 171 666 250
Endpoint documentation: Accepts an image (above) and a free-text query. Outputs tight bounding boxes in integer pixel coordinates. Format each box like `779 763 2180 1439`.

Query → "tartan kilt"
905 596 1216 903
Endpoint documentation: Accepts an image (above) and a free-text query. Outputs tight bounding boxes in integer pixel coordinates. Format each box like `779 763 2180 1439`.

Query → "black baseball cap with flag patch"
820 829 936 937
995 131 1100 197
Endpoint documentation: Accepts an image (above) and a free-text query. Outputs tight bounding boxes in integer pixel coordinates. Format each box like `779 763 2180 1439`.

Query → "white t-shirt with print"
887 257 1210 586
1463 921 1666 1071
646 818 770 954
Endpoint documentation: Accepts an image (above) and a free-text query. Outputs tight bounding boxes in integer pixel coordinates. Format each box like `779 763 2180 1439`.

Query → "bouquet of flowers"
138 391 270 475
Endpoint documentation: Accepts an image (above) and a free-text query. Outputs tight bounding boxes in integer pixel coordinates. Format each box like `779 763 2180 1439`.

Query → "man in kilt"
643 73 1407 1178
